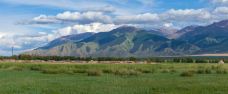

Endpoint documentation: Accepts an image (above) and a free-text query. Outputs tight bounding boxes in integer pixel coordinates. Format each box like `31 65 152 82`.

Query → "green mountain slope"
25 26 200 57
178 20 228 54
24 20 228 57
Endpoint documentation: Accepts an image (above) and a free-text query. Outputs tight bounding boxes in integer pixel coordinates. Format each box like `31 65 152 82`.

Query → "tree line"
0 54 227 63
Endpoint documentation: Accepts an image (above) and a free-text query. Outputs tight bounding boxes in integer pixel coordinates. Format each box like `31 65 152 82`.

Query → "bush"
73 69 86 73
41 68 66 74
196 68 212 74
216 69 227 74
7 66 23 71
137 68 153 73
114 69 130 76
65 71 74 75
141 69 151 73
170 69 177 73
161 69 170 73
205 68 212 74
180 71 194 77
87 69 103 76
102 69 115 74
114 69 141 76
128 70 141 76
197 69 205 74
30 65 42 71
188 70 197 73
211 65 217 70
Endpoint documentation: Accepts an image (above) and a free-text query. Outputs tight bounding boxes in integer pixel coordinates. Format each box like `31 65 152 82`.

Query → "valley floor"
0 63 227 94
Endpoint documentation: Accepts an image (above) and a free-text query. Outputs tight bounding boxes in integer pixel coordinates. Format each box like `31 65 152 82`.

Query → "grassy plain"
0 62 227 94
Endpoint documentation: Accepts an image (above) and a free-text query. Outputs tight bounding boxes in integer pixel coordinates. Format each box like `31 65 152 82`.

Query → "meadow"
0 62 228 94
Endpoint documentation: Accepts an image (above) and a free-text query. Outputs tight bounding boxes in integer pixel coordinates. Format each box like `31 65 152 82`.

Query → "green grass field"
0 63 228 94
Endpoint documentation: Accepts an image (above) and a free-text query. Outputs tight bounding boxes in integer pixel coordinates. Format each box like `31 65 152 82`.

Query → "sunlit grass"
0 62 227 94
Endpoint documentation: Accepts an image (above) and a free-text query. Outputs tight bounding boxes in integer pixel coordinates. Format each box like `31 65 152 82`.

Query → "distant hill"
24 20 228 57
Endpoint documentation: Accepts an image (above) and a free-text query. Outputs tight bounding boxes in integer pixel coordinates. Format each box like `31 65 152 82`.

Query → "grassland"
0 62 228 94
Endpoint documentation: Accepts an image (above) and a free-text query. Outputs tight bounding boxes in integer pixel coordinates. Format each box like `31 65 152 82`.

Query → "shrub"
205 68 212 74
7 66 23 71
141 69 151 73
73 69 86 73
114 69 141 76
216 69 227 74
211 65 217 70
102 69 115 74
114 69 129 76
128 70 141 76
188 70 197 73
41 68 66 74
196 68 212 74
0 65 11 69
170 69 177 73
180 71 194 77
161 69 170 73
137 69 153 73
30 65 42 71
197 69 205 74
65 71 74 75
87 69 103 76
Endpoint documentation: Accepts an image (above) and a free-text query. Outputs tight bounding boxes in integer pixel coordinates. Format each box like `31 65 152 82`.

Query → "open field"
0 62 228 94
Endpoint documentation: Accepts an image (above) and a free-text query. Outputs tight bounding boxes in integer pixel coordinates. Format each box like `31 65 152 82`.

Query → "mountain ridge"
24 20 228 57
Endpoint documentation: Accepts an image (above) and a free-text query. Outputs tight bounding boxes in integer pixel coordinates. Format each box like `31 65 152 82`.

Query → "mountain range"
24 20 228 57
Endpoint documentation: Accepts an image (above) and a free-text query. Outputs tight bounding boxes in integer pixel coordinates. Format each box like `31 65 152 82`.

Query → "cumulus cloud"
214 7 228 14
0 32 50 55
32 15 60 24
52 23 118 38
163 23 174 28
22 11 113 25
162 9 212 22
56 11 112 24
115 13 160 24
212 7 228 21
71 23 118 33
26 8 226 28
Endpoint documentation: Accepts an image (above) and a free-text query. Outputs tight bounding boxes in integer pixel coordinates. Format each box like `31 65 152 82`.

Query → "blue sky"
0 0 228 55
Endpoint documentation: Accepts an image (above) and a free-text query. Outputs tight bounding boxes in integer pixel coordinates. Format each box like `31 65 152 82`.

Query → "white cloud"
115 13 160 24
162 9 212 22
42 23 119 42
163 23 174 28
56 11 112 24
24 11 113 25
214 7 228 14
28 8 225 28
53 23 118 38
53 26 72 37
72 23 118 33
33 15 60 24
0 32 50 55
